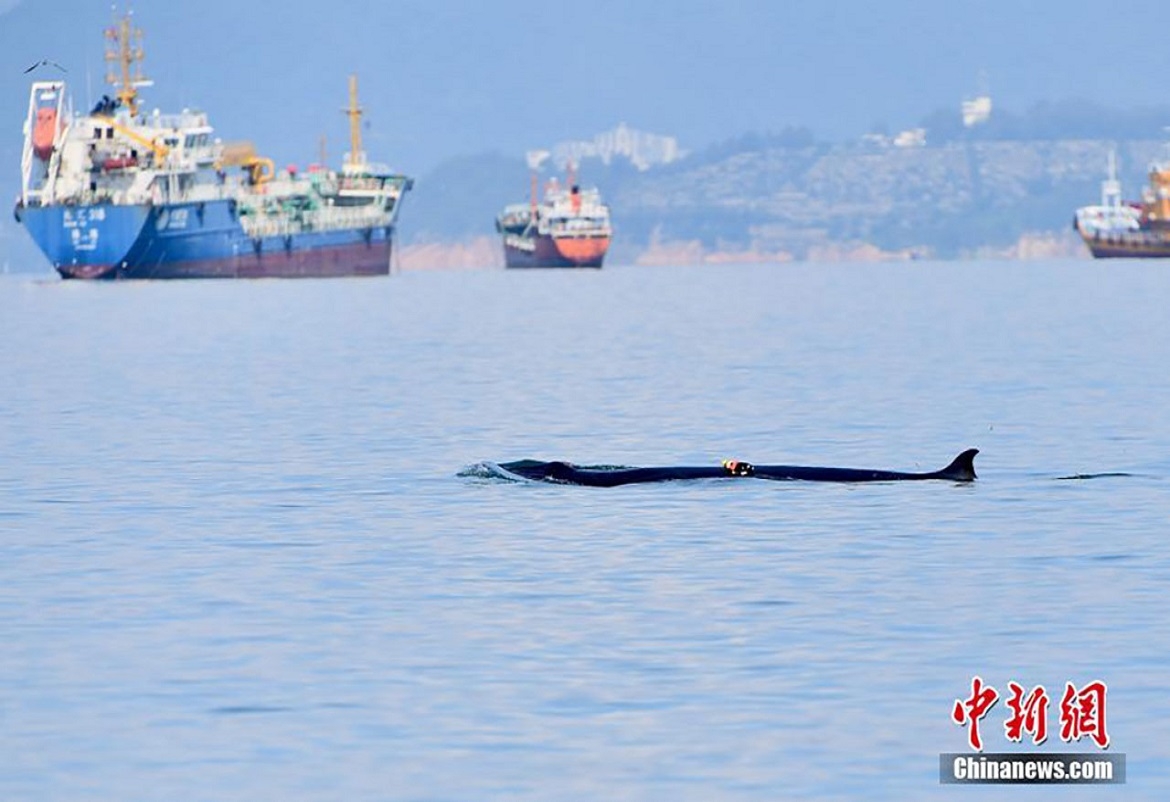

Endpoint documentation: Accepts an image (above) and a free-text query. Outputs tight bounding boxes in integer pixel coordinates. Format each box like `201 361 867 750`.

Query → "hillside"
400 135 1164 265
5 133 1166 272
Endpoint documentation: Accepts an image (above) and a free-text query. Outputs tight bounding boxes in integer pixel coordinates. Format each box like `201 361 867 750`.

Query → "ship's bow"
553 234 610 267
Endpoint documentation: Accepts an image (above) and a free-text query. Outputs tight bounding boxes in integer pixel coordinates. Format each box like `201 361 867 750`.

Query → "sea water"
1 260 1168 800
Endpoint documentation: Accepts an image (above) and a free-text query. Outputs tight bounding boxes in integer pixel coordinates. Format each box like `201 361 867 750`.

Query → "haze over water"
2 260 1169 799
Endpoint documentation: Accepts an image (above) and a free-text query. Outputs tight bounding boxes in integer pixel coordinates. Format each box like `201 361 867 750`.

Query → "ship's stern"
16 202 150 279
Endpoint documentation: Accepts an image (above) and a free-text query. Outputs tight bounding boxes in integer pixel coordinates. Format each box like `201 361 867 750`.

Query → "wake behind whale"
489 448 979 487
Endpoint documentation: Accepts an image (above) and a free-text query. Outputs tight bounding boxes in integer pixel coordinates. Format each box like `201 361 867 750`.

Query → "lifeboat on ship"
33 107 58 160
102 154 139 171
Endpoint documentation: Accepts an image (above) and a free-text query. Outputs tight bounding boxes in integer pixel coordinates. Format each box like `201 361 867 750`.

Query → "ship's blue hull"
15 199 393 279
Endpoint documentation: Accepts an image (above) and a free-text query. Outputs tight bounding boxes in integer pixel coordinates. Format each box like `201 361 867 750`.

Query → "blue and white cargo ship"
14 11 411 280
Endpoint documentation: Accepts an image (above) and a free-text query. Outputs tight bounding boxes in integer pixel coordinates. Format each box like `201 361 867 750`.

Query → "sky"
5 0 1170 182
2 0 1170 267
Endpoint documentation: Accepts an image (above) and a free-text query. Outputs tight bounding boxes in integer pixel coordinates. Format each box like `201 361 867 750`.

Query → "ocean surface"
1 260 1168 800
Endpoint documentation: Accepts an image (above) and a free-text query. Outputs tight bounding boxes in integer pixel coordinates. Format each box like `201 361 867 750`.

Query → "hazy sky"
3 0 1170 177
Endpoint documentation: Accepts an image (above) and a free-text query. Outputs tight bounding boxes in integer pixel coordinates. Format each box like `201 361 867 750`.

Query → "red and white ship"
495 156 611 268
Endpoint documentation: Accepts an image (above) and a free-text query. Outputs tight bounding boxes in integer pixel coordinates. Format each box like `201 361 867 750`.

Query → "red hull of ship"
1078 229 1170 258
503 234 609 269
57 241 392 280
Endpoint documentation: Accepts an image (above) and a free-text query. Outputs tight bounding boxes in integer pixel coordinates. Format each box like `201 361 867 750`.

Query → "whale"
498 448 978 487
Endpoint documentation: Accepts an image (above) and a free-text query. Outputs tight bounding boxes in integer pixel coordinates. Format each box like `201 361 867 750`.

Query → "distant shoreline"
395 231 1089 271
0 230 1092 276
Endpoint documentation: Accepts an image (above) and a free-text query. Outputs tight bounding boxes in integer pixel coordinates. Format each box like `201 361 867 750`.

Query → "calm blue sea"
1 260 1168 800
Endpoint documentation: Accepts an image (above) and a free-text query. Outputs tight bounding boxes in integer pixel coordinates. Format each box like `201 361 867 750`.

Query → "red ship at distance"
495 152 612 268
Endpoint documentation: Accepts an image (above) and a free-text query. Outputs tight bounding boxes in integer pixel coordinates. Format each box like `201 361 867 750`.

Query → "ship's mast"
104 6 147 116
344 74 365 169
526 149 550 215
1102 150 1122 211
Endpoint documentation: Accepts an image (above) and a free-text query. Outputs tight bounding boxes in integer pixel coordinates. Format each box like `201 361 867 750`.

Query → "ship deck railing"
240 207 393 239
30 183 397 235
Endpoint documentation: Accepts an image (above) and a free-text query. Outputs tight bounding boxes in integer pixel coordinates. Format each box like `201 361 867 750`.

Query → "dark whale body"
500 449 978 487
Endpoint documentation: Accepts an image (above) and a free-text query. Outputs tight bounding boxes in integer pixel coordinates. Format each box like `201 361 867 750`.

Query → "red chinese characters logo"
1060 680 1110 749
952 676 999 751
1004 682 1049 745
954 678 1110 751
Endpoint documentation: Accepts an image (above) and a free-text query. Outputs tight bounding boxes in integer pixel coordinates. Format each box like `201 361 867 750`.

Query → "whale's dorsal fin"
936 448 979 482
